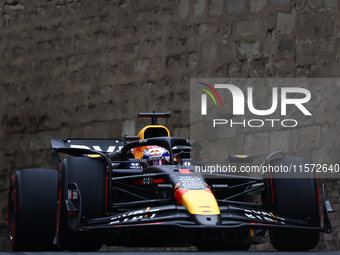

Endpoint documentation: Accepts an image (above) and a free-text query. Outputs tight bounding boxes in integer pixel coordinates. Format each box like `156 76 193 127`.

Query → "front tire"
8 169 58 251
56 157 106 251
269 157 320 251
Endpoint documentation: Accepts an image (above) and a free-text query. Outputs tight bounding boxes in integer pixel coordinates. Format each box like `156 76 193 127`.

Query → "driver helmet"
142 146 170 167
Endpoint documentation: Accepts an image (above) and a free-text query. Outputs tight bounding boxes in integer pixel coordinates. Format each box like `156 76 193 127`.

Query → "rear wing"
51 139 124 153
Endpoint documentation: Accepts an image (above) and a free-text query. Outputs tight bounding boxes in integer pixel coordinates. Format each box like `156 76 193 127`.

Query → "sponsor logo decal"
68 189 78 200
244 209 285 224
109 208 159 225
70 144 123 152
130 162 140 168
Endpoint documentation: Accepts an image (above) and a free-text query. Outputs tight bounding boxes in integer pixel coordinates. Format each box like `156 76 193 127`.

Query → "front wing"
65 182 332 234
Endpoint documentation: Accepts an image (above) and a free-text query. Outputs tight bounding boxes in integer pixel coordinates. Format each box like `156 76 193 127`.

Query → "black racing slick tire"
56 157 106 251
8 168 58 251
269 157 320 251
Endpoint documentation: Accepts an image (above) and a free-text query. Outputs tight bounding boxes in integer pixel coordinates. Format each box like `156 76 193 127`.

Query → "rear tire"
269 157 320 251
8 169 58 251
56 157 106 251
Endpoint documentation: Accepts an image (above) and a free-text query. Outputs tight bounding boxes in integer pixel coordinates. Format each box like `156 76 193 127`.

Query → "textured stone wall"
0 0 340 251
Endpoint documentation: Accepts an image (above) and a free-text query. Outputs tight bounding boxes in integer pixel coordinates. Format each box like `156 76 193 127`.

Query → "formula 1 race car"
8 112 333 251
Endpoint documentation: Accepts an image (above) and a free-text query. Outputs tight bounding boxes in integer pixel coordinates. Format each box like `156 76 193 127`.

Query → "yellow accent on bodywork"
137 125 170 140
270 212 278 223
250 229 254 236
87 154 101 158
181 190 220 215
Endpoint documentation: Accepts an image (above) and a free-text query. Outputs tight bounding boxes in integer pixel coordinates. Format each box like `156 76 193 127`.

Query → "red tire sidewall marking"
56 164 62 240
315 169 321 219
269 171 274 205
8 177 16 249
105 171 107 217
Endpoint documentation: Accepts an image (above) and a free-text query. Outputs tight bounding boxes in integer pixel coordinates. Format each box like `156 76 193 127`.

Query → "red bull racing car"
8 112 333 251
